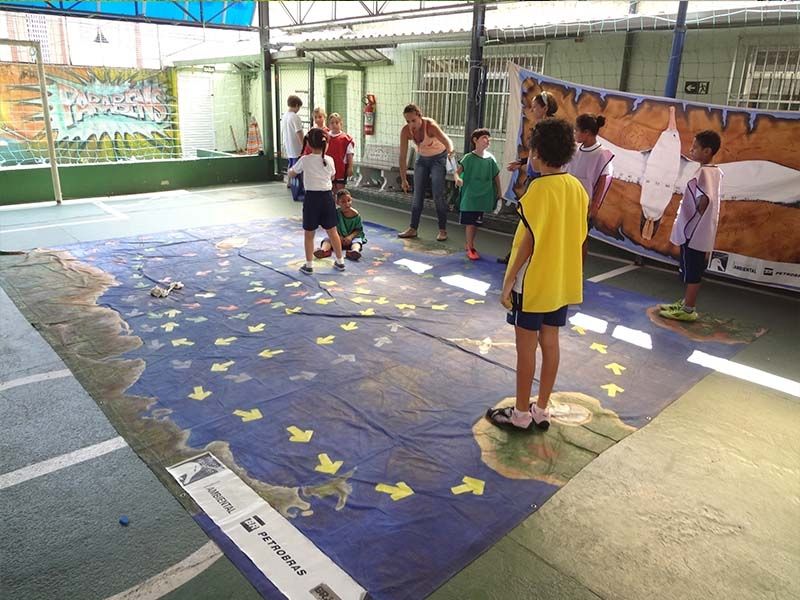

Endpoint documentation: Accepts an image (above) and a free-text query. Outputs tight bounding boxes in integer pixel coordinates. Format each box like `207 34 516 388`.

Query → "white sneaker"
531 404 551 431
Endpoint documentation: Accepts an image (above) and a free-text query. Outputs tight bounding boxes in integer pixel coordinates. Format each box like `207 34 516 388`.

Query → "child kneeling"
314 189 367 261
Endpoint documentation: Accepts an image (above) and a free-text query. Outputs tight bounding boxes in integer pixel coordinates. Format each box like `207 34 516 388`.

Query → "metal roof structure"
0 0 257 30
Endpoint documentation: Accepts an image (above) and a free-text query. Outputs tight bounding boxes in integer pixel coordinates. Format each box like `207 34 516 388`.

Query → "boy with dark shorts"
454 128 502 261
659 130 722 322
487 118 588 431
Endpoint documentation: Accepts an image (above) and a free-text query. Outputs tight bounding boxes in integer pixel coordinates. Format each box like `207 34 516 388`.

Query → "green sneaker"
658 299 684 311
659 307 698 322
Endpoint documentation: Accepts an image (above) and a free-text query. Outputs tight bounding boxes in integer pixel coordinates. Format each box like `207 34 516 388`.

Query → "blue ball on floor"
119 515 130 526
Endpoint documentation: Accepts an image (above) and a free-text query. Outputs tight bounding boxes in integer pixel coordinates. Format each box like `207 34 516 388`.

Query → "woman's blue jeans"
410 151 448 230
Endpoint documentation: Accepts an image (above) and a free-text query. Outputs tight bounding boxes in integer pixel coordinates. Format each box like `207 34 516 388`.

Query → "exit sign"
684 81 709 95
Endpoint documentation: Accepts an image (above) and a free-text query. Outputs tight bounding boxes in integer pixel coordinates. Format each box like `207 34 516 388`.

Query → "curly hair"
529 118 576 167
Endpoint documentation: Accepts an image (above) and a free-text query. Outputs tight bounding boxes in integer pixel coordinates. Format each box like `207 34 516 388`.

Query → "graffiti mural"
0 65 179 165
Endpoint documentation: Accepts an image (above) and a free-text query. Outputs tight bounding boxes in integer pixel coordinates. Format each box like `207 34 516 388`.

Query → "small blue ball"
119 515 130 526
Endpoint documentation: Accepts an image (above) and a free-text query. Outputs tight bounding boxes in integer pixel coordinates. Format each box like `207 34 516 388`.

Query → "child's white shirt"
292 154 335 191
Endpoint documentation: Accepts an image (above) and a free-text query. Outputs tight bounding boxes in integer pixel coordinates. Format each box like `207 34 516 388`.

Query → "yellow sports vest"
508 173 588 312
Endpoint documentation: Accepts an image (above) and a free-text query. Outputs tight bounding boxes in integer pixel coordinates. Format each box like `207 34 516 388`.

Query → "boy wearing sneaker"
659 131 722 322
487 118 588 431
314 189 367 262
453 128 502 261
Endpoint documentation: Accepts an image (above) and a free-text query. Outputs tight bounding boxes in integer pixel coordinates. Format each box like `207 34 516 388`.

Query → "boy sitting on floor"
314 189 367 261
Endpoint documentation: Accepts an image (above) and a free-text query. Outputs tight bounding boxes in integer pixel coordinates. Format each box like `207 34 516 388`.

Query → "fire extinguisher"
363 94 376 136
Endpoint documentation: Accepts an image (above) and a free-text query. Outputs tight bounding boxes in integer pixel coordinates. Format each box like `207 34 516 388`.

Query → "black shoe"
333 261 345 272
299 264 313 275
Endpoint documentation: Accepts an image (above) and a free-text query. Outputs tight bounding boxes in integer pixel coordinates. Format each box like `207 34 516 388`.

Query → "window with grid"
729 45 800 111
413 46 546 137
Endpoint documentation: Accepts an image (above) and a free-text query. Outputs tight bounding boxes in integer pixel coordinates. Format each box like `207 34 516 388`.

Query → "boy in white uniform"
660 130 723 322
281 95 305 202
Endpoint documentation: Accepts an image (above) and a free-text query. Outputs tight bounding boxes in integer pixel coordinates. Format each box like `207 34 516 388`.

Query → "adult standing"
282 95 305 202
397 104 455 241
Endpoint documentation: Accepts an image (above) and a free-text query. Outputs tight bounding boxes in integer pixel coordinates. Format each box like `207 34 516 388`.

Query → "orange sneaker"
466 247 480 261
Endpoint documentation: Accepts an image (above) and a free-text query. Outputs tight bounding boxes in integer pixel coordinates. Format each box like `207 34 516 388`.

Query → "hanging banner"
501 64 800 291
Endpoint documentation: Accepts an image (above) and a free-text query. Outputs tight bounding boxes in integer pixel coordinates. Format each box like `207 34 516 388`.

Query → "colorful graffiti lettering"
48 76 171 140
0 64 179 164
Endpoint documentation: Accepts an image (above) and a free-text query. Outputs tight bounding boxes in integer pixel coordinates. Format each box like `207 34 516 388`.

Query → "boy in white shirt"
281 95 305 202
660 130 723 322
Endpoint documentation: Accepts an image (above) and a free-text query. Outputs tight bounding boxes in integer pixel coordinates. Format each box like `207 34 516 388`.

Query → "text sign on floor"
167 452 366 600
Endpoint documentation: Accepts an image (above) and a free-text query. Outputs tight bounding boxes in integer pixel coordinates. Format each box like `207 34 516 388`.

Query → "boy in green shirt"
314 189 367 261
454 128 502 260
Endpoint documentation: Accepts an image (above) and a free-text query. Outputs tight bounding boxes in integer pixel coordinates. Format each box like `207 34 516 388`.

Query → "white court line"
93 200 129 220
104 541 223 600
0 368 72 392
689 350 800 398
587 263 640 283
1 215 124 234
0 436 128 490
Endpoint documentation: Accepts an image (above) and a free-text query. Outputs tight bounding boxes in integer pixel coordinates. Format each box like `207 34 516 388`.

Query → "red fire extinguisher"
363 94 376 136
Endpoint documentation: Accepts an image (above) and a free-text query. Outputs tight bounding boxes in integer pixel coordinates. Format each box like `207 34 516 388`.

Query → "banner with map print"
501 64 800 291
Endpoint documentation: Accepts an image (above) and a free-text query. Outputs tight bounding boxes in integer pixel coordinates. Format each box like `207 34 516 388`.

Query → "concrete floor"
1 182 798 600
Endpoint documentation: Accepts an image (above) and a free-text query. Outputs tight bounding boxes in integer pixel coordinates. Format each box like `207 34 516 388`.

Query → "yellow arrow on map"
287 426 313 443
172 338 194 347
601 383 625 398
359 308 375 316
450 476 485 496
285 282 302 288
340 322 358 331
572 325 586 335
163 309 182 318
195 292 216 299
316 335 335 345
233 408 262 422
188 386 212 400
211 360 235 372
248 323 266 333
590 342 608 354
247 286 265 293
316 298 335 305
464 299 484 305
374 297 389 305
395 304 416 310
375 482 414 501
355 287 372 294
319 280 337 286
285 307 302 315
315 453 343 475
431 304 448 311
259 348 284 359
215 337 237 346
160 322 179 332
351 296 372 304
605 362 626 376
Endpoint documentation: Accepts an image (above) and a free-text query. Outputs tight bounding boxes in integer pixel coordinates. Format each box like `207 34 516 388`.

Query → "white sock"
306 261 313 269
512 408 532 426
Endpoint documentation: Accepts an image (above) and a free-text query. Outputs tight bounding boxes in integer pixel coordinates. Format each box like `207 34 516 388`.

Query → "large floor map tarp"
0 218 761 599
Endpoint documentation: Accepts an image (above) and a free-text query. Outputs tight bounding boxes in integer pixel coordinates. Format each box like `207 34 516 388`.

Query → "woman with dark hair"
397 103 455 241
